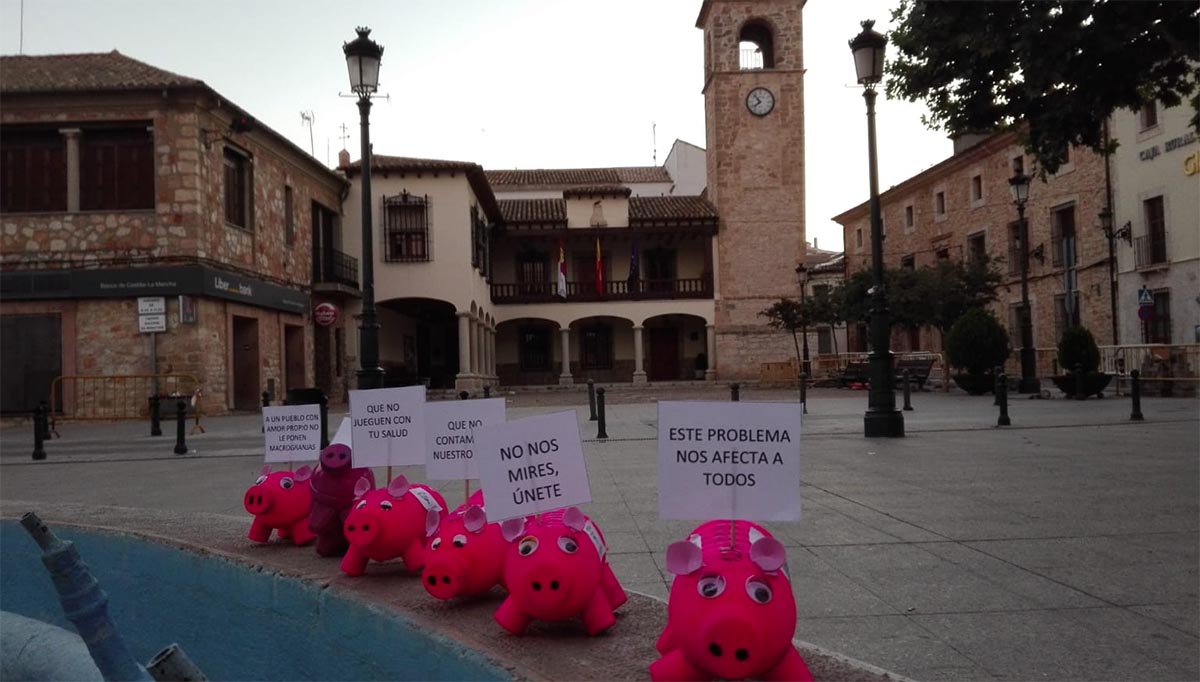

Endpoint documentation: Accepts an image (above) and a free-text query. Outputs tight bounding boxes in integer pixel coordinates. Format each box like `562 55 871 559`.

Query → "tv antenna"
300 111 315 156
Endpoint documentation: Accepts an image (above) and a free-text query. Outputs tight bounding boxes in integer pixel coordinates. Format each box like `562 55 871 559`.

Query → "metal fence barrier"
48 374 203 436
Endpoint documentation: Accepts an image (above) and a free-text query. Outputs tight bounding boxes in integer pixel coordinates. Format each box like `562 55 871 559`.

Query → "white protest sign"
262 404 323 463
329 417 352 449
348 386 426 467
474 410 590 522
657 401 801 522
425 398 506 480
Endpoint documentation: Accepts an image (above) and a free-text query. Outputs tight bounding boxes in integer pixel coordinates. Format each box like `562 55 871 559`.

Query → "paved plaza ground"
2 385 1197 681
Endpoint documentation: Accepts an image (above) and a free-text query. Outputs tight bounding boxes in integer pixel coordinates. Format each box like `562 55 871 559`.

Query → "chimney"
813 237 818 250
337 148 351 170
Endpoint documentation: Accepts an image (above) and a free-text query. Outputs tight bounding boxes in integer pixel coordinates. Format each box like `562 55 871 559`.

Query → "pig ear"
425 508 441 538
501 518 526 543
353 477 372 498
293 465 312 482
665 541 703 576
387 475 410 497
562 507 586 531
259 464 272 477
750 537 787 572
463 505 487 533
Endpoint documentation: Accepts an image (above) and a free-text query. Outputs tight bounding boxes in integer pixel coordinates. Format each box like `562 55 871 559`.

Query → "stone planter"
1050 372 1113 399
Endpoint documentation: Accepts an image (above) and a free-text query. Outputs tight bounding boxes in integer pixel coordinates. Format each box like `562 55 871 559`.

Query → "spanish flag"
595 237 604 295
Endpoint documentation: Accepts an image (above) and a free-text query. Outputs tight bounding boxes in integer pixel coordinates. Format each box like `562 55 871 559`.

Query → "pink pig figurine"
650 520 813 682
243 464 315 546
309 443 376 557
339 475 447 576
494 507 627 636
422 491 509 600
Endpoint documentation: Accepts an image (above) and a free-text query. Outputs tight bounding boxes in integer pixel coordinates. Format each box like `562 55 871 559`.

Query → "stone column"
475 320 486 384
488 327 497 380
59 128 81 212
705 324 717 381
558 328 573 385
633 325 647 383
456 313 472 389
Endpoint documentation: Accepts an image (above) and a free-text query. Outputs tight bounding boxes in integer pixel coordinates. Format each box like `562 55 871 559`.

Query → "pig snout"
699 615 762 678
244 488 271 515
522 563 569 609
321 449 351 469
344 511 380 545
423 555 467 600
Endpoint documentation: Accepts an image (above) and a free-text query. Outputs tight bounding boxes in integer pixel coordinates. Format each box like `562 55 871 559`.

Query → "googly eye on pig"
650 520 813 682
308 444 376 557
339 474 447 576
421 490 510 600
244 464 315 546
493 507 627 636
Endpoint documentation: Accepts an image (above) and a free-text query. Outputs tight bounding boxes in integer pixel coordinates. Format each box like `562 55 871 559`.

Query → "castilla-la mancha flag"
557 240 567 298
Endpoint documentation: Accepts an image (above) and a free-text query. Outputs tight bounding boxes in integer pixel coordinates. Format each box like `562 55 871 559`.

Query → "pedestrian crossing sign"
1137 288 1154 306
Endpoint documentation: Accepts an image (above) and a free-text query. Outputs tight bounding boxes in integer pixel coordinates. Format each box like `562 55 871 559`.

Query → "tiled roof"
485 166 671 186
628 196 718 222
0 51 202 93
498 199 566 224
562 185 632 198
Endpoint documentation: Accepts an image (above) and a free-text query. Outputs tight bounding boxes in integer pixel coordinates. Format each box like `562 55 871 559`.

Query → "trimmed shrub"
1057 326 1101 374
946 307 1010 376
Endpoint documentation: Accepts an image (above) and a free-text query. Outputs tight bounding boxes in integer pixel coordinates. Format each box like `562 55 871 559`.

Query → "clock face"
746 87 775 116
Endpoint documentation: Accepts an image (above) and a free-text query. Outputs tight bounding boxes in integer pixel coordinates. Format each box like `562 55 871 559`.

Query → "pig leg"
289 519 315 545
762 647 814 682
277 525 292 540
648 650 707 681
581 590 617 636
494 596 532 635
339 544 370 576
601 563 628 610
400 541 426 575
247 518 273 543
655 623 676 655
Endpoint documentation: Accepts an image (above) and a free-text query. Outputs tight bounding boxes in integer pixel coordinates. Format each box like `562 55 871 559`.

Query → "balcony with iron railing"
491 277 713 304
313 247 360 289
1134 233 1168 270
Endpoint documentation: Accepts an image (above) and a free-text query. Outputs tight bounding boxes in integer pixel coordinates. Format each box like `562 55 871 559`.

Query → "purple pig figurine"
308 443 376 557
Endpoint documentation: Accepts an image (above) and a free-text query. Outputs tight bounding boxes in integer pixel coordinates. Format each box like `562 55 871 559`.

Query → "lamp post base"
864 409 905 438
1018 377 1041 394
356 367 384 390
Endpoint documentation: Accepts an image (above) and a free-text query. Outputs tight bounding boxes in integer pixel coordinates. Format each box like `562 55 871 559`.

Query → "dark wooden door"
648 327 679 381
232 316 260 410
284 324 305 392
0 314 61 413
645 249 676 293
314 326 332 396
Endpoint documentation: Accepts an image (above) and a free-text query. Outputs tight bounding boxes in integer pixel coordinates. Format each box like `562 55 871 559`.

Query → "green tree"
835 258 1001 336
886 0 1200 174
806 285 844 358
760 298 808 373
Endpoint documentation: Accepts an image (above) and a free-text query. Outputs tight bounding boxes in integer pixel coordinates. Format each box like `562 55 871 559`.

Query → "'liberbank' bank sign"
1 264 309 314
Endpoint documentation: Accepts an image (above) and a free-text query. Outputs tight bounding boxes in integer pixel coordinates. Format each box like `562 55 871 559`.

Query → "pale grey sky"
1 0 951 251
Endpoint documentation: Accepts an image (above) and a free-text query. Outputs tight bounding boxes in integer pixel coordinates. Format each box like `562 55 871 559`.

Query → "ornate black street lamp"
344 27 385 389
795 263 811 377
850 20 903 437
1008 170 1040 394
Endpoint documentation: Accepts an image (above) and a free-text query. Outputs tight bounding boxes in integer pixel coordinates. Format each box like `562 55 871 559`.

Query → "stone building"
0 52 351 415
832 130 1110 376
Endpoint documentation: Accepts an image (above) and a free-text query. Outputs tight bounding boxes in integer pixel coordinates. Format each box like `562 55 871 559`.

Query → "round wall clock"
746 87 775 116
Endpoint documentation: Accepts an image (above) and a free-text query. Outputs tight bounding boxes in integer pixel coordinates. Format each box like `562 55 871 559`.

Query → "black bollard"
484 385 491 399
319 392 329 448
173 399 188 455
149 395 162 436
1130 369 1144 421
731 383 740 402
459 390 470 400
1074 363 1085 400
997 373 1011 426
261 391 270 433
800 373 808 415
38 400 51 441
32 405 46 461
587 379 597 421
902 369 913 411
596 387 608 440
993 366 1003 406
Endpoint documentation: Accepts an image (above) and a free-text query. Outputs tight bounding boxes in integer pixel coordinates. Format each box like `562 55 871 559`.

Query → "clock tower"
697 0 806 379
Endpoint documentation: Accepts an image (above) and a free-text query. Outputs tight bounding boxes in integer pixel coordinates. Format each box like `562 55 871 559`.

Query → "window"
0 129 66 213
516 251 549 295
812 284 829 299
1006 221 1022 276
383 192 430 262
80 128 154 211
1136 195 1167 267
1139 101 1159 130
284 185 294 245
1054 292 1081 342
817 328 832 354
334 327 344 378
1145 290 1171 343
580 324 613 370
471 206 490 276
934 191 946 218
900 254 915 270
855 228 863 249
1011 155 1024 175
970 174 983 203
574 252 611 293
1008 303 1029 349
967 232 986 264
904 204 915 232
518 325 552 371
223 148 252 228
738 20 774 69
935 247 950 261
1051 204 1076 267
